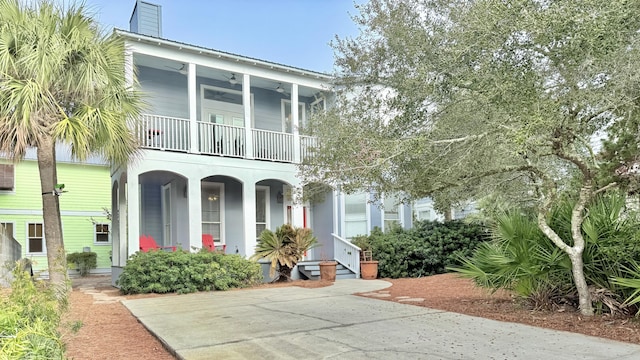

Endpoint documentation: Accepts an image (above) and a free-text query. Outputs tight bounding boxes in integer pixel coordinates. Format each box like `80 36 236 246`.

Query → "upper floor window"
27 222 44 253
0 164 15 191
94 223 110 244
282 100 306 133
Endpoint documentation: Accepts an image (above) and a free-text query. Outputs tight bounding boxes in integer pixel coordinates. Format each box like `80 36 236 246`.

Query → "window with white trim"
383 194 402 231
256 186 270 238
282 100 306 133
202 183 224 244
94 223 110 244
344 193 368 239
27 222 44 253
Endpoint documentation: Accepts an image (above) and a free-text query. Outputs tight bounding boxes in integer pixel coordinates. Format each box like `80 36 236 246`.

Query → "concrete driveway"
123 279 640 360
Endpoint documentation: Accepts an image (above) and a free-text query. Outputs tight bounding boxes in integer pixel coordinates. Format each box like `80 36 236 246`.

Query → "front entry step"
297 260 357 280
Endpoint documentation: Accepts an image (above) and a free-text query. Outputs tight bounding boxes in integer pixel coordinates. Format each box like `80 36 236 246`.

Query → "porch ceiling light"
276 83 285 93
208 194 218 201
229 73 238 85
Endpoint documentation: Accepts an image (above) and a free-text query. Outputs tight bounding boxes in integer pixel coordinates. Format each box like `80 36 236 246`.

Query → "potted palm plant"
251 224 318 282
351 235 378 280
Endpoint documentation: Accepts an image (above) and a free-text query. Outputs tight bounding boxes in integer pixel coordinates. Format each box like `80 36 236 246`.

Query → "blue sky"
79 0 362 73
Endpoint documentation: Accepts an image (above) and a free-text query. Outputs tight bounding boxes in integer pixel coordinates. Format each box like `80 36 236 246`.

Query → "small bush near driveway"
117 250 262 294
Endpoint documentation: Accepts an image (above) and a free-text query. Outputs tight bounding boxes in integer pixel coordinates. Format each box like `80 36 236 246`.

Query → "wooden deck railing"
198 122 245 157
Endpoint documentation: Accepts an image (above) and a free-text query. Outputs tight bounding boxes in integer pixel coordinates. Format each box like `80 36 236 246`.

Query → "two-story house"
0 146 112 276
110 1 417 282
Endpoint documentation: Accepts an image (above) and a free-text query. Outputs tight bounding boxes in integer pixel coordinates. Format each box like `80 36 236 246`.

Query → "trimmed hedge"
368 221 488 278
116 250 262 294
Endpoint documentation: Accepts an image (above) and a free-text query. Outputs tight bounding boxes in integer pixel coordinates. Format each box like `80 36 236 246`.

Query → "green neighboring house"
0 146 111 276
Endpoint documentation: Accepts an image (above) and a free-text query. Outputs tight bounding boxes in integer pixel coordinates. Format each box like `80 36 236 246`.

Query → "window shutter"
0 164 14 190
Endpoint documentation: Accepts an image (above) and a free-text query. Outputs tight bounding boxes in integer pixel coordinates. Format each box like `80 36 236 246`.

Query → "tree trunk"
568 250 592 315
277 264 293 282
37 137 69 302
443 208 453 221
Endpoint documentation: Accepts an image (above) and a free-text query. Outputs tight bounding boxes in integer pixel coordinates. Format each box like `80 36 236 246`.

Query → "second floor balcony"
126 44 330 165
139 113 318 163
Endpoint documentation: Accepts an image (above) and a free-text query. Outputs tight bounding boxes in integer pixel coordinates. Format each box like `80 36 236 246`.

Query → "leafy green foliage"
66 252 97 277
301 0 640 314
0 265 66 359
363 221 487 278
251 224 318 281
116 250 262 294
453 193 640 313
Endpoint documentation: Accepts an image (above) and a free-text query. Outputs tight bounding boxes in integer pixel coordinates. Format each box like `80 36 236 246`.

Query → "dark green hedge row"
367 221 488 278
117 250 262 294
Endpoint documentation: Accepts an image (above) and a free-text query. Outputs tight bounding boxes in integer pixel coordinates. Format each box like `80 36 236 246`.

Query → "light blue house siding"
137 65 315 131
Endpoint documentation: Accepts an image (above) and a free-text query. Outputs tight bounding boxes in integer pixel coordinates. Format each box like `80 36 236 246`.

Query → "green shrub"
67 252 97 276
0 264 66 359
452 193 640 313
366 220 488 278
116 250 262 294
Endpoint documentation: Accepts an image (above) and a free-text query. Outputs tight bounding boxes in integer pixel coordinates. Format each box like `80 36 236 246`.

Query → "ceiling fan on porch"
275 83 290 96
223 73 240 86
165 63 188 75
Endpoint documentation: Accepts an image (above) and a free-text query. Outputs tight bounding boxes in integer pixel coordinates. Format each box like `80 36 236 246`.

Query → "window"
281 100 306 133
202 183 223 244
94 223 110 244
344 193 368 239
0 222 14 239
383 194 402 231
256 186 270 238
27 223 44 253
0 164 14 191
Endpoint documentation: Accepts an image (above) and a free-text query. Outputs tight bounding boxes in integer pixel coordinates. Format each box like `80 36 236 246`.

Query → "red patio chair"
202 234 226 252
139 234 177 252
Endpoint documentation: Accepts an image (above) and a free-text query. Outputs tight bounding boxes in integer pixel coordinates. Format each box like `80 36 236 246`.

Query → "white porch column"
188 62 198 153
243 181 257 257
291 185 305 228
117 177 128 267
187 176 202 251
292 84 301 163
126 172 140 257
243 74 253 159
124 50 134 87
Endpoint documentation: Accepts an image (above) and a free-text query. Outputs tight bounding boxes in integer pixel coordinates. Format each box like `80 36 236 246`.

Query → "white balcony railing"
332 233 361 278
252 129 294 162
140 114 190 152
140 114 314 164
300 135 317 162
198 122 245 157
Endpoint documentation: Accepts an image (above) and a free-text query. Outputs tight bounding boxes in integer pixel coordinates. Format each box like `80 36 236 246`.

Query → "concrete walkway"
123 280 640 360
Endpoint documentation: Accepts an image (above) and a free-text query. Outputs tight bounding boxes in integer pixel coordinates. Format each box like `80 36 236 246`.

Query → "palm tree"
251 224 318 282
0 0 143 300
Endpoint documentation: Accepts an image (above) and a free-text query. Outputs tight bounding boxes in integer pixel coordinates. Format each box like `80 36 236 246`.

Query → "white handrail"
140 114 190 152
252 129 294 162
332 233 360 278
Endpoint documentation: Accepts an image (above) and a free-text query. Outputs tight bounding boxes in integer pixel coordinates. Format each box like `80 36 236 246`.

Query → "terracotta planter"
319 261 337 281
360 260 379 280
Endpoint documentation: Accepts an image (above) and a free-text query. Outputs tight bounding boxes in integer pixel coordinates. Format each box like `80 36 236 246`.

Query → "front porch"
109 151 336 270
